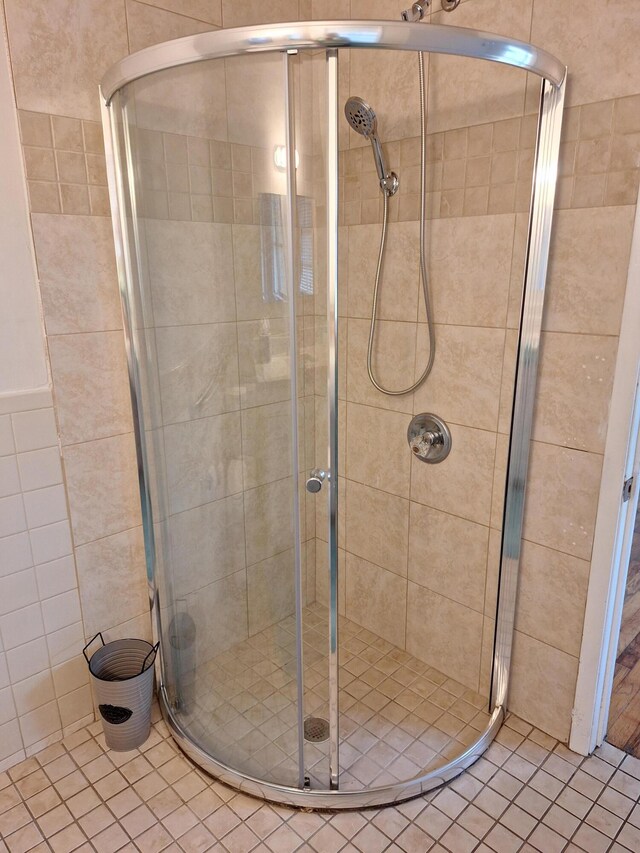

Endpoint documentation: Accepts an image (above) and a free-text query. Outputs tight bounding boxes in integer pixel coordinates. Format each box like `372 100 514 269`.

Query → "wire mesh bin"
84 633 159 751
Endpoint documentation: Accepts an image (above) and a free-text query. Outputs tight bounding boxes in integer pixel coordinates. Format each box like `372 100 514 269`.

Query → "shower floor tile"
4 701 640 852
179 602 489 790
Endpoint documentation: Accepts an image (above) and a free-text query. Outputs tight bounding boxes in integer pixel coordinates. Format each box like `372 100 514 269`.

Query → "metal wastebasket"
83 633 159 751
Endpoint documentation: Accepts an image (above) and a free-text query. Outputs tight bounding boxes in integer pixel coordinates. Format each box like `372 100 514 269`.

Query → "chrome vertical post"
490 72 567 711
282 50 307 789
326 47 340 790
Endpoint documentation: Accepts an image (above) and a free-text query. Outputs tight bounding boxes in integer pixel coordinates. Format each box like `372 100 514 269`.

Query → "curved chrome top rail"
100 19 566 103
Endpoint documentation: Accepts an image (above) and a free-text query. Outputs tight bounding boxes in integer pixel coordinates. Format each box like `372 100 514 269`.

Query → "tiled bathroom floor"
3 707 640 852
182 603 488 789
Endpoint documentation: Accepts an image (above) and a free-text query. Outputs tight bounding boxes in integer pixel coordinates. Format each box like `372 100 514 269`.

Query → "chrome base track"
159 686 504 809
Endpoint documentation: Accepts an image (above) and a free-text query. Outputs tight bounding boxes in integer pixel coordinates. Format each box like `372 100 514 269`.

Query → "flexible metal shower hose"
366 51 436 396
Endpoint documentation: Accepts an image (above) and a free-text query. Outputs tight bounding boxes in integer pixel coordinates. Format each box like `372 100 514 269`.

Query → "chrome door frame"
101 21 566 808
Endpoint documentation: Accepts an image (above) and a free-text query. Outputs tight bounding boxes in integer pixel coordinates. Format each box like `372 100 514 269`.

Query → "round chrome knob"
407 414 452 463
306 469 327 493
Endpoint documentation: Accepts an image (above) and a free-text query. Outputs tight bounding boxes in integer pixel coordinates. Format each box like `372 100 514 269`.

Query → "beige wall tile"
516 541 590 657
523 441 602 561
346 553 406 648
222 0 299 26
146 221 236 326
425 215 514 327
185 569 248 664
125 0 214 53
490 432 509 530
410 423 496 526
247 549 296 635
241 402 292 490
485 528 501 616
346 480 409 577
163 412 243 514
225 52 287 148
346 319 416 415
406 582 483 691
315 544 346 616
428 0 532 133
75 527 148 636
509 631 578 742
414 324 505 432
136 0 220 25
48 332 131 446
479 615 495 698
498 329 517 435
349 48 423 144
237 319 292 408
347 222 421 323
531 0 640 107
346 403 411 497
533 332 618 453
232 225 288 322
31 215 122 335
156 323 240 425
167 494 246 596
4 0 128 121
408 502 488 613
63 432 141 546
543 206 635 336
244 478 293 566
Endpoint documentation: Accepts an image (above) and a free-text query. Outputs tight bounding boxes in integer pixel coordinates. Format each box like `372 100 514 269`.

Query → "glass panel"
111 51 306 787
334 44 533 789
279 49 333 791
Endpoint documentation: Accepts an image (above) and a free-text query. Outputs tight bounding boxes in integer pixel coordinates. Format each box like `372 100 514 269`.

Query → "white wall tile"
12 670 56 715
0 654 8 689
0 494 26 537
52 655 88 699
6 637 49 683
41 589 82 634
0 720 23 764
11 408 58 452
35 555 77 600
0 456 20 497
18 699 61 747
0 568 39 616
0 602 44 649
0 685 16 725
0 416 14 456
0 532 33 578
17 446 62 491
23 484 68 529
29 519 72 565
46 621 84 667
58 684 92 730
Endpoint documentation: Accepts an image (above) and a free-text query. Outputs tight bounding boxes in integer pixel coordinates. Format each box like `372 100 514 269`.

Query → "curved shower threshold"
158 604 504 809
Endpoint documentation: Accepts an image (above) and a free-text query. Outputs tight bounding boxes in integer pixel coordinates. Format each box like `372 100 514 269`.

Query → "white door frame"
570 199 640 755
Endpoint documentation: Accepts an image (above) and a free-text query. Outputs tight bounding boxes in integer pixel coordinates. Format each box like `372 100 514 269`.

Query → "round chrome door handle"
306 469 327 493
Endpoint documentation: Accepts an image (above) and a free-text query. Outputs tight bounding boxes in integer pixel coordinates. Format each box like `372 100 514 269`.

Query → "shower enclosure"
100 20 565 807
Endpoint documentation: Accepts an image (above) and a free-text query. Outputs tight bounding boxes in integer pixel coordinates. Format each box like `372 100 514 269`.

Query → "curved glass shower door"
102 19 566 808
108 49 333 789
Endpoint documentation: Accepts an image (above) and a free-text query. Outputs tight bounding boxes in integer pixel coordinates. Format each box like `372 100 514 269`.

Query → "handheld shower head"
344 97 398 196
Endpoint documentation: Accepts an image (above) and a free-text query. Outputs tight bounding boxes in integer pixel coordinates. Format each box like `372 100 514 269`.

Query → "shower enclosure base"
159 603 503 809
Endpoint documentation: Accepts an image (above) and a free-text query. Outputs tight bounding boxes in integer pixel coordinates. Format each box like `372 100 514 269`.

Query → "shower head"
344 97 398 196
344 96 378 138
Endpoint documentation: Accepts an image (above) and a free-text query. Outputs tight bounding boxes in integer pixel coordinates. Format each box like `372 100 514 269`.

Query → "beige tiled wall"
1 0 638 760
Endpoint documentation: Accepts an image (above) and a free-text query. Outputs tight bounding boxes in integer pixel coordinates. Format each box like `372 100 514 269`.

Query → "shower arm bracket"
380 172 399 196
401 1 430 22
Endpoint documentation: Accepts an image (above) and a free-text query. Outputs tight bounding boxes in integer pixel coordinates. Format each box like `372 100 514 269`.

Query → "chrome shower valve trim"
407 413 452 463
